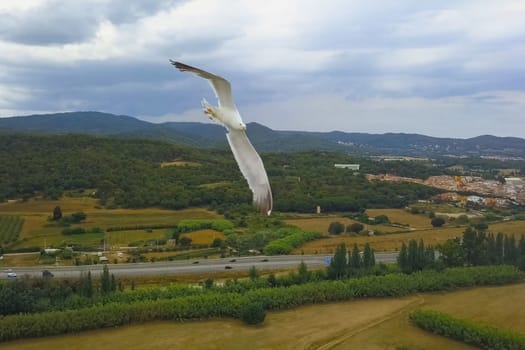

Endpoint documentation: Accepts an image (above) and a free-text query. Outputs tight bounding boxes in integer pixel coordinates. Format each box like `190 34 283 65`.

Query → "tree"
100 264 111 295
328 221 345 235
204 278 214 289
438 238 464 267
248 265 259 281
362 243 375 268
372 215 389 225
297 261 310 284
52 206 62 221
407 239 419 273
346 223 364 233
398 243 409 273
267 273 277 287
70 212 87 223
431 217 445 227
178 236 192 247
504 235 518 265
350 244 362 269
211 238 223 248
80 271 93 298
327 243 347 279
417 239 426 270
240 301 266 325
110 274 117 292
474 222 489 231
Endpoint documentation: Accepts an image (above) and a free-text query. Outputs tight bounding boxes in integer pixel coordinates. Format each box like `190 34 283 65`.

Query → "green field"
0 197 222 250
3 282 524 350
0 215 24 244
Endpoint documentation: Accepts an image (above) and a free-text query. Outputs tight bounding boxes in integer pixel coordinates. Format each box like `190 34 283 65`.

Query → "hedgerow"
0 265 521 342
409 309 525 350
263 230 322 255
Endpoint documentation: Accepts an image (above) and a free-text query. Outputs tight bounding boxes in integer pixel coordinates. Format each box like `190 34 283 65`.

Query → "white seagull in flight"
170 61 273 215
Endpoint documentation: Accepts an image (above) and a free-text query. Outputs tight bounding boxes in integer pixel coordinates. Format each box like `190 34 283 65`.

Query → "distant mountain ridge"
1 111 524 157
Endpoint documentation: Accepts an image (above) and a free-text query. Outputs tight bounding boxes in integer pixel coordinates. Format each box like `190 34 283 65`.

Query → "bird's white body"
171 61 273 215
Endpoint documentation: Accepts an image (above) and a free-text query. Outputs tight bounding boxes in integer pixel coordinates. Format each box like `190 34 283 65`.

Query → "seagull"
170 60 273 215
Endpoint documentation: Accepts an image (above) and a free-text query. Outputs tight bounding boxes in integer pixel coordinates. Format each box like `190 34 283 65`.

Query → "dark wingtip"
169 60 195 72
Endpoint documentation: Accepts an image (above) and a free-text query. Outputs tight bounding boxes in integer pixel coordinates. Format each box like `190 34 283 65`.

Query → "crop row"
0 215 24 244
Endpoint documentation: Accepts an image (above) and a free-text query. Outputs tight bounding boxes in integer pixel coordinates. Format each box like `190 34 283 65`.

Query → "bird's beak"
240 123 247 130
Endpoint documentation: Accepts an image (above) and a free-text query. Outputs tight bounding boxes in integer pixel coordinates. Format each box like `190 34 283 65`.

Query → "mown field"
284 216 406 235
366 208 433 229
3 282 524 350
293 226 465 253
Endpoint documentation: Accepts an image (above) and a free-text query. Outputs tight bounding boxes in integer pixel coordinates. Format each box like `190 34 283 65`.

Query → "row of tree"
439 228 525 270
410 309 525 349
327 243 376 279
0 265 520 342
0 265 120 316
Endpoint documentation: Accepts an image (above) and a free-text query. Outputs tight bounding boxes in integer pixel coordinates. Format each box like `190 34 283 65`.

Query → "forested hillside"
2 111 525 156
1 134 444 213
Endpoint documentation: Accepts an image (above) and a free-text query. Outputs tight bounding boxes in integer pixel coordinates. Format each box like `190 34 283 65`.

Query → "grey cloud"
0 1 100 45
104 0 187 24
0 0 187 45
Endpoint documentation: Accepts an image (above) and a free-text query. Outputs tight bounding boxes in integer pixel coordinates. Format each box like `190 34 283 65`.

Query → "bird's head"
239 122 247 130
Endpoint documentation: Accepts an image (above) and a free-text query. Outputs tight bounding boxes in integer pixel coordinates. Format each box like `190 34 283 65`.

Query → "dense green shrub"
240 301 266 325
62 227 86 235
174 220 234 233
263 230 322 255
409 309 525 350
328 221 345 235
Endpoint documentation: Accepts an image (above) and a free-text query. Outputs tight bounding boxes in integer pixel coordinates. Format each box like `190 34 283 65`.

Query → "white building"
334 164 360 171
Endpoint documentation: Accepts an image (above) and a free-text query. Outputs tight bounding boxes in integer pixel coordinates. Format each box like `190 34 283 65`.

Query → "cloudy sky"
1 0 524 138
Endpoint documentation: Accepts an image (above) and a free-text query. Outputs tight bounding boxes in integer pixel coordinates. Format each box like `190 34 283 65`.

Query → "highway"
1 252 398 279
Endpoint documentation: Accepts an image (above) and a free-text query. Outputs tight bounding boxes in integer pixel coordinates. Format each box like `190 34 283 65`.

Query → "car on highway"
7 271 17 278
224 265 233 269
229 259 237 262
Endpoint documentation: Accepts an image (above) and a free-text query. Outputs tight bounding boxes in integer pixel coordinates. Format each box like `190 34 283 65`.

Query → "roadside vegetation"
0 264 521 342
410 309 525 349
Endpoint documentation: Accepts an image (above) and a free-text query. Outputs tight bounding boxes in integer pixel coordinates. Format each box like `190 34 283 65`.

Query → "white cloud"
0 0 524 138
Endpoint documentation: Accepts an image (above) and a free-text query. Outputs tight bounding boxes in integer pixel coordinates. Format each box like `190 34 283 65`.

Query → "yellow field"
105 229 169 247
0 253 40 267
285 216 404 235
4 282 524 350
366 209 432 230
0 197 222 250
0 197 99 214
489 221 525 235
293 227 465 253
180 229 225 245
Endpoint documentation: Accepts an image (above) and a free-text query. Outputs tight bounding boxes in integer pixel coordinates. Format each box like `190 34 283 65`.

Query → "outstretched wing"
170 60 235 110
226 129 273 215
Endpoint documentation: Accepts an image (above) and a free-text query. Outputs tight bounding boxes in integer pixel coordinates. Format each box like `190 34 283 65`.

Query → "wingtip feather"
170 60 196 72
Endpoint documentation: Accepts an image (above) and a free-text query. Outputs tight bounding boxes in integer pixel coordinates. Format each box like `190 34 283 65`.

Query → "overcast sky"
1 0 524 138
